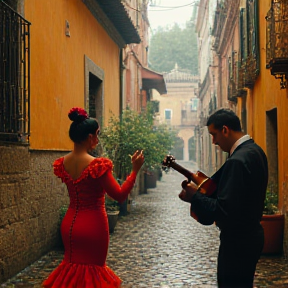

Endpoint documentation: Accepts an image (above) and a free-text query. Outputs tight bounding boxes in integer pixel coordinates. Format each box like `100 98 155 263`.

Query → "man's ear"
222 125 228 134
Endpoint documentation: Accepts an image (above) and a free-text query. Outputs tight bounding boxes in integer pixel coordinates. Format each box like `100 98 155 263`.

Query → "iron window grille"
0 1 31 143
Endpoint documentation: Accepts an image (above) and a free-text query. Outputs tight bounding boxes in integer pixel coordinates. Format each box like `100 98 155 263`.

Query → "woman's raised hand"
131 150 144 173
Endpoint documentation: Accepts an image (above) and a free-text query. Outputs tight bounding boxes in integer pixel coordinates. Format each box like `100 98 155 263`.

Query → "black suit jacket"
191 139 268 230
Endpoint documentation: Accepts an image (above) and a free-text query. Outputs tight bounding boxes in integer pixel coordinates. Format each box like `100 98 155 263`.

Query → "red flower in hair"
68 107 89 123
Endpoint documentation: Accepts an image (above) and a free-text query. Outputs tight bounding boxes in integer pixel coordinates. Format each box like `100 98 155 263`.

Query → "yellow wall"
247 1 288 212
25 0 120 150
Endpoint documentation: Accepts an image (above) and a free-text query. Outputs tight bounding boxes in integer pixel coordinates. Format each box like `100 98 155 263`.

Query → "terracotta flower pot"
261 214 284 255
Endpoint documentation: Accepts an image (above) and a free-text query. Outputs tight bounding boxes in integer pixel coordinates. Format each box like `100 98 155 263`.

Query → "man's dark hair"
206 108 242 131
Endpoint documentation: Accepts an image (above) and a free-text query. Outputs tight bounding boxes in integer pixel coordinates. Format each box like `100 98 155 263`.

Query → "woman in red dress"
42 107 144 288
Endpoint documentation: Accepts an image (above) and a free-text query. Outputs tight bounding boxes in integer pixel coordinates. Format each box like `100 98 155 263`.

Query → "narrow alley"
1 161 288 287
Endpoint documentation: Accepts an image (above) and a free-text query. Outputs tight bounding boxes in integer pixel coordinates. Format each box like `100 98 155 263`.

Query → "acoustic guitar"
162 155 217 196
162 155 217 223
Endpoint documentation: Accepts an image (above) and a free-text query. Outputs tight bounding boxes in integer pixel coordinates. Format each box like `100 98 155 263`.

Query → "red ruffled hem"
42 260 122 288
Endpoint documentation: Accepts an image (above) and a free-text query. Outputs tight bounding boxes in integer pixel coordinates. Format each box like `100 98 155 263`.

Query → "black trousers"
217 226 264 288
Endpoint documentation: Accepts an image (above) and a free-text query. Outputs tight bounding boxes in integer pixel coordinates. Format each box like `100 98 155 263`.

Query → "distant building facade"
153 64 199 161
123 0 166 112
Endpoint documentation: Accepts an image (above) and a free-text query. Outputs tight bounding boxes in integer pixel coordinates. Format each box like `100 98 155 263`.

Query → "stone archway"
178 128 194 161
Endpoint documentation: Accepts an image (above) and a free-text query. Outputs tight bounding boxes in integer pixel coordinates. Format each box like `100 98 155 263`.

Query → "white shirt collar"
230 134 251 156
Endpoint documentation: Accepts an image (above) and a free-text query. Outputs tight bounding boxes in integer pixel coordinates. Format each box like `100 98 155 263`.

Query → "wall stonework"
0 145 68 283
284 211 288 258
283 180 288 258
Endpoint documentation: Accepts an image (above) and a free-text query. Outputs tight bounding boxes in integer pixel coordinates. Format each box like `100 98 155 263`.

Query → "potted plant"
105 195 120 234
261 183 284 254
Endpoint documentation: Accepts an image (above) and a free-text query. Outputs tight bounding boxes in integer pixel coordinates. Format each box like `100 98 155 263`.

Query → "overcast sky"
147 0 196 30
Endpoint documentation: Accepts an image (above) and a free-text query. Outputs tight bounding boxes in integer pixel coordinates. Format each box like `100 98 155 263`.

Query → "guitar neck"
169 162 195 182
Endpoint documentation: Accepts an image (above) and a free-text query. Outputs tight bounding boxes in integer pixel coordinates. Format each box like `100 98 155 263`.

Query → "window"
165 109 172 120
190 99 198 111
0 1 31 143
182 110 187 119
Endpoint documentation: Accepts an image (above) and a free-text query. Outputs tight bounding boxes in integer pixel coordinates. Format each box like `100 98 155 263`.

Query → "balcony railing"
227 79 237 102
181 110 198 126
199 113 208 127
208 94 217 114
236 63 246 96
211 1 227 50
0 1 31 143
266 0 288 89
228 52 245 101
237 1 260 90
244 54 259 89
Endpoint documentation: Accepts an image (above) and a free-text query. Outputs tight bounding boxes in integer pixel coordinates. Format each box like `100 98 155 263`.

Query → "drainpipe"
218 54 222 108
218 53 225 167
119 48 124 120
136 0 139 28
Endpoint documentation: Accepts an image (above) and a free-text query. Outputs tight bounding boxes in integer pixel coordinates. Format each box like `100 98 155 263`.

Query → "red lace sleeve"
89 158 113 179
99 170 137 203
53 157 65 182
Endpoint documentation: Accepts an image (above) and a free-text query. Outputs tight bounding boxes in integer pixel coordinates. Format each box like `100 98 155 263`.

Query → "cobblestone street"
1 161 288 287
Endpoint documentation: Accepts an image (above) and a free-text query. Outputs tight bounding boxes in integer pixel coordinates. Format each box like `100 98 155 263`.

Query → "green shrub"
99 103 177 180
105 195 120 212
59 205 68 224
263 184 279 215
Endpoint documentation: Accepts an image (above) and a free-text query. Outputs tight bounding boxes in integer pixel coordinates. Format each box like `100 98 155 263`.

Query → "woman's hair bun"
68 107 89 123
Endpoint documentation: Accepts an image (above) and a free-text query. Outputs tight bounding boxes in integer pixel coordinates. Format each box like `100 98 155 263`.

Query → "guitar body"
162 155 217 223
193 170 217 196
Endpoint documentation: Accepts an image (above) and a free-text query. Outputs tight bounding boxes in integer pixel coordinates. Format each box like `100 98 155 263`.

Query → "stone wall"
283 181 288 258
284 211 288 258
0 144 68 283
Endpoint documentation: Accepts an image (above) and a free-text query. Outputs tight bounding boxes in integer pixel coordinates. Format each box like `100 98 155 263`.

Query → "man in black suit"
179 108 268 288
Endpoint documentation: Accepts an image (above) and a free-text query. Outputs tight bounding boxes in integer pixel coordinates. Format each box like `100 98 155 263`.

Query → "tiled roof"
96 0 141 44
